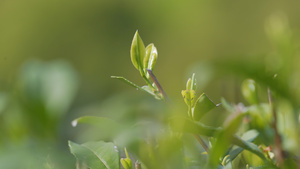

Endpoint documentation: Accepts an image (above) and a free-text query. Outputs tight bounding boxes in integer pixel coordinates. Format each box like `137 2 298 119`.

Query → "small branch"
268 88 284 168
146 69 170 103
193 134 210 153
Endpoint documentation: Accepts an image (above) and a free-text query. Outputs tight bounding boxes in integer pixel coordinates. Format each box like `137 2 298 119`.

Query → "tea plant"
69 31 299 169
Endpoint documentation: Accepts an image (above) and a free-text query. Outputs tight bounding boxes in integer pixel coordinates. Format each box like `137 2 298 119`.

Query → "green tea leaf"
181 90 196 107
69 141 119 169
193 93 217 120
185 73 196 91
144 43 158 78
190 73 197 90
131 30 146 72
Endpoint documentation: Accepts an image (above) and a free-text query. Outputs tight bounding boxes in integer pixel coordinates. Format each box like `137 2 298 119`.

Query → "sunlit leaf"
131 30 146 72
181 90 196 107
186 73 197 91
144 43 158 78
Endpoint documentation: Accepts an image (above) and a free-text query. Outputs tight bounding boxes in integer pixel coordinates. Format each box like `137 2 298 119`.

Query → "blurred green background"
0 0 300 168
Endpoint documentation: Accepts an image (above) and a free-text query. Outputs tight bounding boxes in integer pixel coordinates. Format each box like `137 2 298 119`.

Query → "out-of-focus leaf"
247 104 272 130
169 116 221 137
276 100 300 154
0 93 8 114
253 164 279 169
193 93 217 121
231 136 267 162
19 60 78 116
120 159 132 169
131 30 146 73
221 98 235 113
241 79 259 105
227 130 259 162
72 116 124 140
214 60 296 107
120 148 132 169
72 116 120 128
208 112 246 167
69 141 119 169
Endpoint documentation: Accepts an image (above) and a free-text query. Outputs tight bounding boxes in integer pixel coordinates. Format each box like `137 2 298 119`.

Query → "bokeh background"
1 0 300 168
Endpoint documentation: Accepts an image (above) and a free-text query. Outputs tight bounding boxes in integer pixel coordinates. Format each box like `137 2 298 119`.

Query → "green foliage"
112 31 163 101
69 31 300 169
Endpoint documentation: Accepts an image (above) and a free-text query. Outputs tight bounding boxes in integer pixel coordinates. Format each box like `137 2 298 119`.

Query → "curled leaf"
186 73 196 91
144 43 158 78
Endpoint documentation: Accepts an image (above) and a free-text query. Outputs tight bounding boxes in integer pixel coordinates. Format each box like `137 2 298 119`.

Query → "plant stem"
268 88 284 168
146 69 170 103
193 134 210 153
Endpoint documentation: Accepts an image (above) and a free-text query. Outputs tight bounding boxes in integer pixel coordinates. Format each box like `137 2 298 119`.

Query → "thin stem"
193 134 210 153
140 70 153 87
268 88 284 168
146 69 170 103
